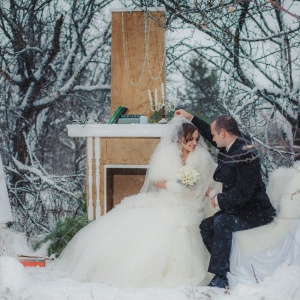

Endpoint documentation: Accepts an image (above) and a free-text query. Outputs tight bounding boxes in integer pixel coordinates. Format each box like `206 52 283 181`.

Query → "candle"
155 88 158 107
161 83 165 105
148 89 153 104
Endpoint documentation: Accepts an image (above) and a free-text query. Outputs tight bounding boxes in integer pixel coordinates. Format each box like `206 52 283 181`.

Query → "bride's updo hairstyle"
167 117 199 144
181 123 199 144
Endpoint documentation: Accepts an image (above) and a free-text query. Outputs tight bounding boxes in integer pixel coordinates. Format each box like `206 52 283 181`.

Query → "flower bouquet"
175 165 200 187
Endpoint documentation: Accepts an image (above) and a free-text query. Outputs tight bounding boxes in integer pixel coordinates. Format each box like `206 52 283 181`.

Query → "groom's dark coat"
192 116 276 225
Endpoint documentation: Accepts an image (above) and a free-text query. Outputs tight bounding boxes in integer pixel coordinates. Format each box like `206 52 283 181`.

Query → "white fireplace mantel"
66 124 172 138
66 124 171 221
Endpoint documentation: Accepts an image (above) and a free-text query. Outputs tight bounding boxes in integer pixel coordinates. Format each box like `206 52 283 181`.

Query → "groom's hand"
174 109 193 120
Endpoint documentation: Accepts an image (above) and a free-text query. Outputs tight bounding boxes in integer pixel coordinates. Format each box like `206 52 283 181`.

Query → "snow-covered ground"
0 229 300 300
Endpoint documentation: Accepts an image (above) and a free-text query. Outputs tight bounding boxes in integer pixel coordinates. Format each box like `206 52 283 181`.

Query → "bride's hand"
152 181 167 189
174 109 193 120
206 188 213 197
206 188 219 208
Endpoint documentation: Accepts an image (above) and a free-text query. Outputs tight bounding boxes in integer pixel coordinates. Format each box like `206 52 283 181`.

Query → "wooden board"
111 10 166 117
101 137 160 164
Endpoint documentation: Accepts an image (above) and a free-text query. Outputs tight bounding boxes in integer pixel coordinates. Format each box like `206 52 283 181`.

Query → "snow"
1 160 300 298
0 255 299 300
0 228 299 300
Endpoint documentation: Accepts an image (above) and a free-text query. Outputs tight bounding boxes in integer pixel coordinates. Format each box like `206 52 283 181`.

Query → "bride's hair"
177 123 199 144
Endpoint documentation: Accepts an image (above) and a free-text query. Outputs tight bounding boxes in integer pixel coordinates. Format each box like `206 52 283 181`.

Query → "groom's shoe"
208 274 229 289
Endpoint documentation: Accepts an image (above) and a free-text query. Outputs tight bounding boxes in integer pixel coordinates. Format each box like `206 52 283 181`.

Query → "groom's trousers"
200 213 257 277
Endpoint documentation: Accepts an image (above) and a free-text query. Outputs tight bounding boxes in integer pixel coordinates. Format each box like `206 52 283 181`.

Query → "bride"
57 117 219 288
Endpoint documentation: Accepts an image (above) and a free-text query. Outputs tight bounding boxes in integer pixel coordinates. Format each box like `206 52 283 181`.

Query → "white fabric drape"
229 219 300 287
229 162 300 287
0 155 13 224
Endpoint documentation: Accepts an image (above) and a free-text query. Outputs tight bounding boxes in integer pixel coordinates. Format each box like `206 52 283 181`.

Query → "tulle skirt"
57 190 210 288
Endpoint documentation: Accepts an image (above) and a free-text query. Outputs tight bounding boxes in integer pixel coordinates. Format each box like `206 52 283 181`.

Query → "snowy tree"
0 0 112 237
181 56 221 119
125 0 300 170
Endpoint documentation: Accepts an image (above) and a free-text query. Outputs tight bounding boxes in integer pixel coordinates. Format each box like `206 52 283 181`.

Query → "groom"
175 110 276 289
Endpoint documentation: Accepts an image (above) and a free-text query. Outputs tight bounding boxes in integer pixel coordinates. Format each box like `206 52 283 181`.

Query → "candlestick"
155 88 158 106
158 105 168 124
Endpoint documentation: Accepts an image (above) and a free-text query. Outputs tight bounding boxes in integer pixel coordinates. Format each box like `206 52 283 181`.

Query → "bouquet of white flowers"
175 165 200 187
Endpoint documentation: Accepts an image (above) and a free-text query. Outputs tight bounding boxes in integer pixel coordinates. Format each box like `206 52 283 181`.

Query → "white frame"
66 124 171 138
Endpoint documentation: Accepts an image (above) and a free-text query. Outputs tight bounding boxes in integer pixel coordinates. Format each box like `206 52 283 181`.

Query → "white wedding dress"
57 142 218 288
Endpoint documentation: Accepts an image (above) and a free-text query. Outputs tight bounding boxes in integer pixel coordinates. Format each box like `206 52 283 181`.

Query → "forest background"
0 0 299 249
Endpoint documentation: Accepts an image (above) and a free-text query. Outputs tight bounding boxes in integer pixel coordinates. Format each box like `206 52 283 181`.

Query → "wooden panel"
101 138 160 165
111 11 166 116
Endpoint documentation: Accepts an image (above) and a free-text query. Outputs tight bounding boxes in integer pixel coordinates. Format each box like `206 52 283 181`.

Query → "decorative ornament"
121 12 166 87
122 12 149 87
147 83 168 124
146 16 166 81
